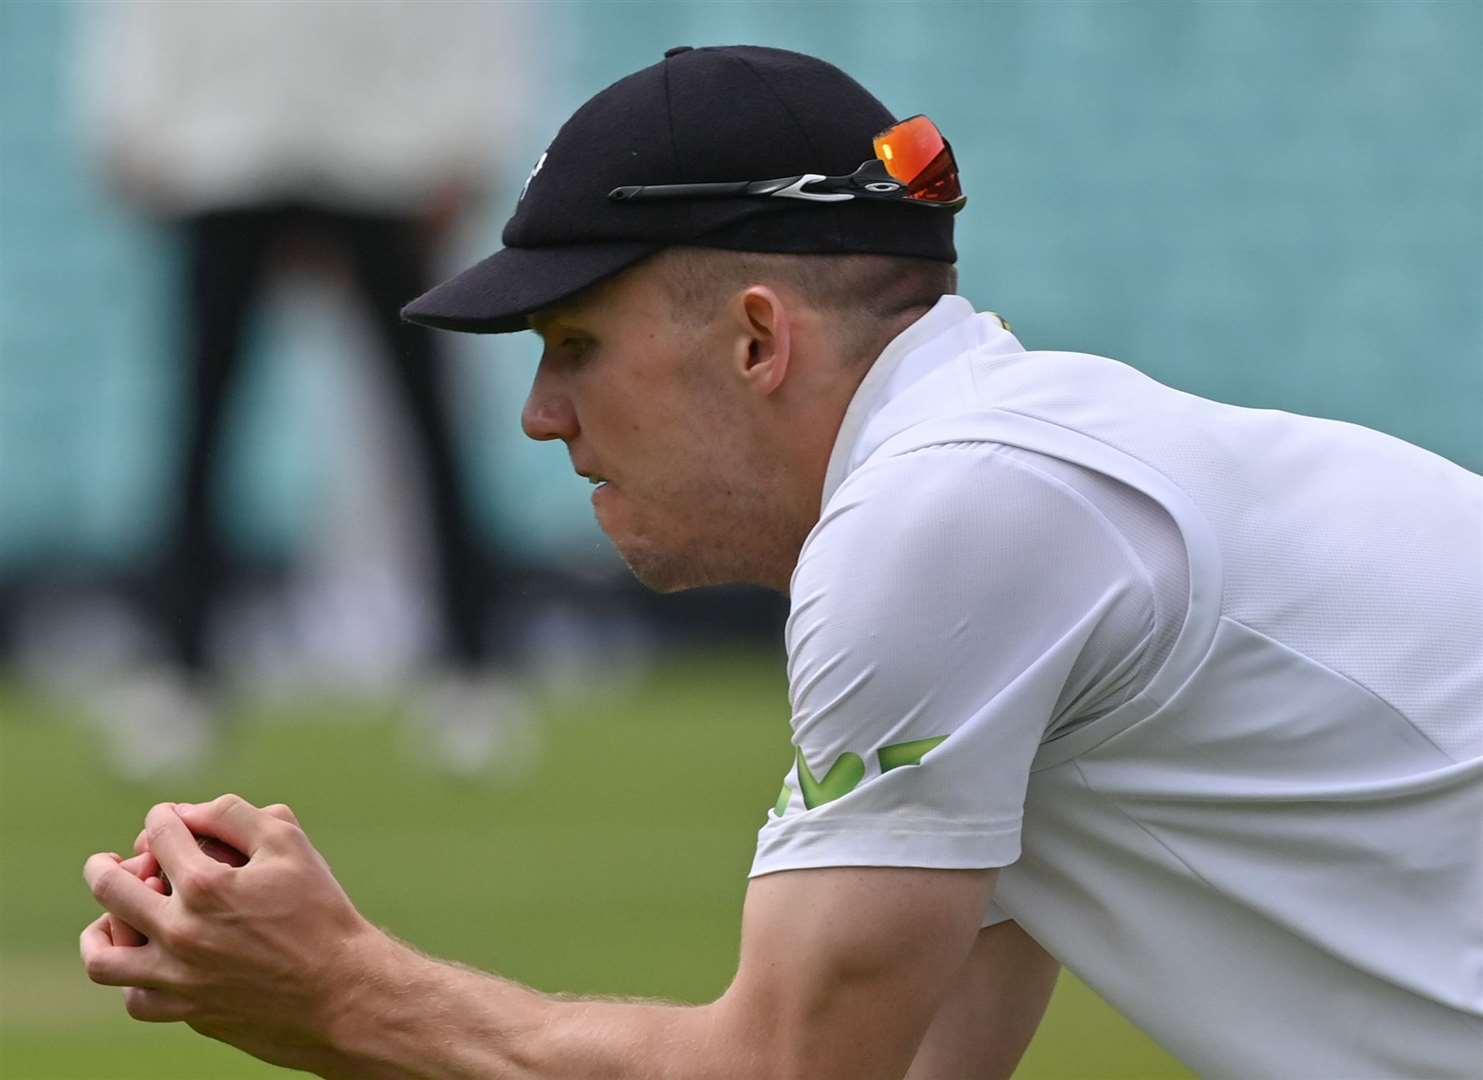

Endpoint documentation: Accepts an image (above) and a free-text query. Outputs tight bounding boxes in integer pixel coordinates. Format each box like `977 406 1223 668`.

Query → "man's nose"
521 378 578 443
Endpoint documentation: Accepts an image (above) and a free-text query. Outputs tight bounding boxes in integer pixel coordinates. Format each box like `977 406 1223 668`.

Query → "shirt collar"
821 295 1018 508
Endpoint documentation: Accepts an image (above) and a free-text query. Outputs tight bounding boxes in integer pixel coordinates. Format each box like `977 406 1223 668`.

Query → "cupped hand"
82 794 385 1072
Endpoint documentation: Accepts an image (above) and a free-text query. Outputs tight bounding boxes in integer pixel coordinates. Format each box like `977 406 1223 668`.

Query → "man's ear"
732 285 792 396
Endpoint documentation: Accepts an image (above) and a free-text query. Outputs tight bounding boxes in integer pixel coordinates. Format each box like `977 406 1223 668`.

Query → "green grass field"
0 653 1191 1079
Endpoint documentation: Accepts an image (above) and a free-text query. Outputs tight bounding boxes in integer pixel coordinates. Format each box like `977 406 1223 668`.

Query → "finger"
101 855 150 947
81 911 114 958
133 827 149 856
262 802 302 828
143 802 221 886
84 852 167 936
80 914 166 989
84 863 149 949
122 985 193 1023
119 851 161 881
173 793 278 857
108 912 147 948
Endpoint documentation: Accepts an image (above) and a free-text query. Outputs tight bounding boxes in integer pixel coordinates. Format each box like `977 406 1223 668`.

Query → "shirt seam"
1223 616 1459 764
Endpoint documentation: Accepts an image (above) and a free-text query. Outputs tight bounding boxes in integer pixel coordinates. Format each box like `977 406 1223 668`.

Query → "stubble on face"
609 474 795 594
597 340 797 594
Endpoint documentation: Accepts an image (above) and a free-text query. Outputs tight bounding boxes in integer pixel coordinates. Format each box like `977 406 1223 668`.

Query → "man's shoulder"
802 439 1148 588
848 342 1171 470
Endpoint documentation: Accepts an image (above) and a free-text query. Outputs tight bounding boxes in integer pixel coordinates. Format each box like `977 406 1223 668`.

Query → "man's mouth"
578 471 609 490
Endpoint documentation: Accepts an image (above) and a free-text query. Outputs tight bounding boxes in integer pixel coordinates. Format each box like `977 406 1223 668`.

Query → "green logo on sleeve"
781 735 949 813
796 748 866 810
877 735 948 773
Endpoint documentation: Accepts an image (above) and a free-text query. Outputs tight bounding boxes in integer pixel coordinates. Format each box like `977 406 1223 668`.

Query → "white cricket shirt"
751 296 1483 1078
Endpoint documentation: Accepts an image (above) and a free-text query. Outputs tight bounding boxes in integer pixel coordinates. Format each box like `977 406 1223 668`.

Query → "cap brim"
401 241 661 334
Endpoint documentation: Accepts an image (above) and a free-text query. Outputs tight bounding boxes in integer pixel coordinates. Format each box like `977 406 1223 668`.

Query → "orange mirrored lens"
873 114 962 204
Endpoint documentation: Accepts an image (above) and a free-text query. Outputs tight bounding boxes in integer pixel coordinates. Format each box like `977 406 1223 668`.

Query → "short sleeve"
750 442 1156 878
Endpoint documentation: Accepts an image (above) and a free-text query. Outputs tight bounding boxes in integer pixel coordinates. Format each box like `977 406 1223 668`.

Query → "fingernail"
174 802 195 813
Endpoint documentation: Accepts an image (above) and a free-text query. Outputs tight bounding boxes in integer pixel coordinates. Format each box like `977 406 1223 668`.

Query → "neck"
760 304 937 593
763 377 875 594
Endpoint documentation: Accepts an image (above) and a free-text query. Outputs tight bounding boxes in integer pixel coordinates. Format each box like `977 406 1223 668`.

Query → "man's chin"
619 552 712 594
610 538 734 594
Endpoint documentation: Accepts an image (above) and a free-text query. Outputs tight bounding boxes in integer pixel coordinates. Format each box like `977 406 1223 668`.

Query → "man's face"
523 261 783 592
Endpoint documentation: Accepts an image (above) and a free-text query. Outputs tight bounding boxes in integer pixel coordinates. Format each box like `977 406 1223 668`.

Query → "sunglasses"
609 114 965 213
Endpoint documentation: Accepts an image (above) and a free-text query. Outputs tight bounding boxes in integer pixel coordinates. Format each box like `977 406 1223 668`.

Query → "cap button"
664 46 694 58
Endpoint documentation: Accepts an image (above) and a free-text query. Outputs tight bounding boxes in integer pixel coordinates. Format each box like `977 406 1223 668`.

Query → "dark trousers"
162 203 488 675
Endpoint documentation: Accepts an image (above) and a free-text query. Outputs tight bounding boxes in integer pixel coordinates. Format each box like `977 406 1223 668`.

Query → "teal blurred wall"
2 0 1479 571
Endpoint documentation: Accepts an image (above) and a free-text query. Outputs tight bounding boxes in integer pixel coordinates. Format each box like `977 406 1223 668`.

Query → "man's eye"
538 334 594 370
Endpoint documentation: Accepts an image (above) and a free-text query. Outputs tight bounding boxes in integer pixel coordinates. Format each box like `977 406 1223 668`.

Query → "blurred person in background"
73 0 530 777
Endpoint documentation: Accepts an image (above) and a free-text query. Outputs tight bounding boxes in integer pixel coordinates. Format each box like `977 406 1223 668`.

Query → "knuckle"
263 816 300 846
174 863 225 899
122 987 148 1019
217 792 247 813
173 869 207 898
123 986 164 1021
172 860 226 901
265 802 299 824
83 948 114 984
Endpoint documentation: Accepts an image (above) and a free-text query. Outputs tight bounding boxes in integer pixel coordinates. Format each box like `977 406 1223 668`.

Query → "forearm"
323 934 743 1080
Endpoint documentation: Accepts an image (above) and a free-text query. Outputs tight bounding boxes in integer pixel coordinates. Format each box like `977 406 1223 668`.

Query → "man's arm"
335 863 995 1079
906 919 1060 1080
83 795 1025 1079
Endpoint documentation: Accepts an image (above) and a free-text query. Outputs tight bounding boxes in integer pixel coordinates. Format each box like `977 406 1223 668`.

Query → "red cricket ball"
195 834 249 867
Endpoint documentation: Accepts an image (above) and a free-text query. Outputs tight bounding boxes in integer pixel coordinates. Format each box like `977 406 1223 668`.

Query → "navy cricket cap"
401 45 958 334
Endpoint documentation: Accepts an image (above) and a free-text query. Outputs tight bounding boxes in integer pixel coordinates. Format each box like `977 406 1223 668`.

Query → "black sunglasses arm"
608 160 931 206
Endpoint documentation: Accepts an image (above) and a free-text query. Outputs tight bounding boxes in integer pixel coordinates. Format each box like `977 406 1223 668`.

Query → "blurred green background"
1 655 1191 1079
1 0 1478 1076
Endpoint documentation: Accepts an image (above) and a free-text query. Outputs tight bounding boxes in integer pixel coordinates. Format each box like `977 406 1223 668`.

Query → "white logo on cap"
520 150 549 203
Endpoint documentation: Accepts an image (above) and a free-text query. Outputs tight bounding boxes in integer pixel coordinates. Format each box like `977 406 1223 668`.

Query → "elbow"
699 993 874 1080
